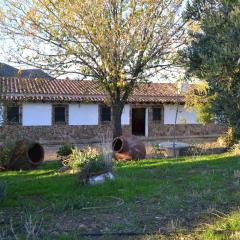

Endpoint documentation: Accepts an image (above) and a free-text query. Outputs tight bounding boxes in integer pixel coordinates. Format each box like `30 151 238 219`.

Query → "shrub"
230 143 240 156
67 147 113 184
57 144 74 157
0 142 16 170
217 128 235 148
67 147 99 170
151 143 166 158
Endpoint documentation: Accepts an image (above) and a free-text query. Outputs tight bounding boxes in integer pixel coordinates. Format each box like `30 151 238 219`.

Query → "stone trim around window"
152 105 164 123
4 103 22 125
52 104 69 125
100 104 111 123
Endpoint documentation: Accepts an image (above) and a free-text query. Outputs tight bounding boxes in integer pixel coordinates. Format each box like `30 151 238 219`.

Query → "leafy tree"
0 0 185 138
183 0 240 139
184 81 215 124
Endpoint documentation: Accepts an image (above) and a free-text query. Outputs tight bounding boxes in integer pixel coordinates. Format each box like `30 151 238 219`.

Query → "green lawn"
1 154 240 239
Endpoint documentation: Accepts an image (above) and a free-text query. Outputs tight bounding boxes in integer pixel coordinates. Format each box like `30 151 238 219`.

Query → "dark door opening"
132 108 145 136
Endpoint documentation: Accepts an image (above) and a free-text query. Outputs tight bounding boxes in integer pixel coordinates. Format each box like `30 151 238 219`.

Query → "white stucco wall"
22 103 52 126
121 104 130 125
69 104 130 126
69 104 99 125
164 104 198 124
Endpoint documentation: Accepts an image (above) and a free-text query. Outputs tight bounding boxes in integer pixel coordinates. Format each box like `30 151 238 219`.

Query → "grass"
1 153 240 239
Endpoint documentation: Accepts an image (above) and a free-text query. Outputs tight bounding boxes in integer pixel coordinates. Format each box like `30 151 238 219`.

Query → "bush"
67 147 98 170
217 128 235 148
151 143 166 158
57 144 74 157
230 143 240 156
0 142 16 170
67 147 113 184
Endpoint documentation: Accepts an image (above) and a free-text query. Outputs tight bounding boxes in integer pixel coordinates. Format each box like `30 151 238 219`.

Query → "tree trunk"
112 104 124 139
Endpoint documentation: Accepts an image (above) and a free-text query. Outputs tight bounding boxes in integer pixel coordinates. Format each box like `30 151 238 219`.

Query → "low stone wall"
149 123 226 138
0 123 128 143
0 123 226 145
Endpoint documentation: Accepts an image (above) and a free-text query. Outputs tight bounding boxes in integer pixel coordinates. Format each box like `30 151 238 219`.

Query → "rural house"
0 77 224 144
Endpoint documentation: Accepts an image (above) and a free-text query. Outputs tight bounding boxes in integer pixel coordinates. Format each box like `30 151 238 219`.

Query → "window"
153 107 162 121
7 106 20 123
54 106 66 124
101 106 111 122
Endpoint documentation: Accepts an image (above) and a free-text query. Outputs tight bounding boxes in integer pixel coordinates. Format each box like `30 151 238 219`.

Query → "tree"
0 0 185 138
183 0 240 139
184 81 215 125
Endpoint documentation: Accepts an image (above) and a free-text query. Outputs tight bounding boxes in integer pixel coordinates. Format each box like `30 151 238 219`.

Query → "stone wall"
147 106 226 139
0 122 226 144
0 123 128 143
149 123 225 138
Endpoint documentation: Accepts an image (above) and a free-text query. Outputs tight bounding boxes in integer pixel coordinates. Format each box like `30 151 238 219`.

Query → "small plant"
78 157 113 185
100 133 113 164
151 143 166 158
234 170 240 179
217 128 235 148
24 212 43 239
0 142 16 170
151 143 159 155
66 147 113 184
230 143 240 156
67 147 99 170
8 212 43 239
183 145 203 157
57 144 74 157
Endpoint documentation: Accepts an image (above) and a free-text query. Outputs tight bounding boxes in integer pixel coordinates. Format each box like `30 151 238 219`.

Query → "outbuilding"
0 77 224 144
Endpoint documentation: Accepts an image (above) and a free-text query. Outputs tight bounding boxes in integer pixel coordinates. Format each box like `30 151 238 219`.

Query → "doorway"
132 108 146 136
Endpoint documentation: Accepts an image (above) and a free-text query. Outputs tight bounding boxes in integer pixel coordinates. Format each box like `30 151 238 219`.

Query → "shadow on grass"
1 154 240 238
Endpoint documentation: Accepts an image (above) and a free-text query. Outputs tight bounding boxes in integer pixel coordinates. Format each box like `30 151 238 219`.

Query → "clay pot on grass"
1 140 44 170
112 135 146 161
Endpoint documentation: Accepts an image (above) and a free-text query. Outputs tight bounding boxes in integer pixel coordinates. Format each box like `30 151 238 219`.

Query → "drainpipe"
173 91 179 157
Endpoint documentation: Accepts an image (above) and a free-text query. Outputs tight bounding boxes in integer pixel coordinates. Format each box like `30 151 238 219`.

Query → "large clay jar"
112 135 146 161
7 140 44 170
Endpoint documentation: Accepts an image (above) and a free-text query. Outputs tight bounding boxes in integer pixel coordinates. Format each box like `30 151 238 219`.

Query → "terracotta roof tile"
0 77 190 103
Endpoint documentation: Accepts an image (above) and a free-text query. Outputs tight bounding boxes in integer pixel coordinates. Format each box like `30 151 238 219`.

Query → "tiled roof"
0 77 189 104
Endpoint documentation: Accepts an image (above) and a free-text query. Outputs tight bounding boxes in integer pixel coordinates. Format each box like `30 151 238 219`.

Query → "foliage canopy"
183 0 240 138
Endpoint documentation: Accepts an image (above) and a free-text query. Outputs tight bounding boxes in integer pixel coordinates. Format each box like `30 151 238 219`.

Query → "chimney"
177 81 189 93
181 82 189 93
